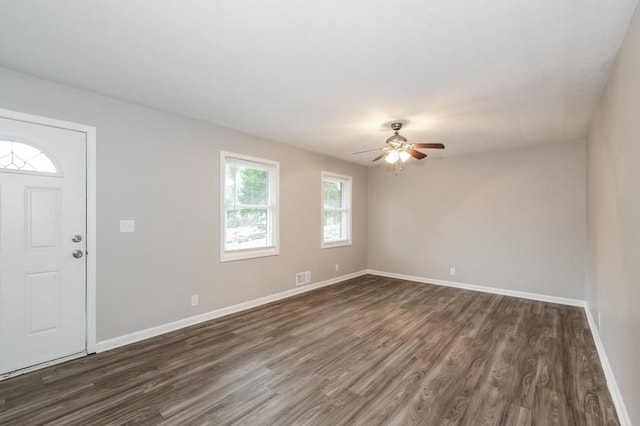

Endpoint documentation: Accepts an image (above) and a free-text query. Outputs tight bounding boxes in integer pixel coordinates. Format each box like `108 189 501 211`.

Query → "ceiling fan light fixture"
354 122 444 169
385 149 399 163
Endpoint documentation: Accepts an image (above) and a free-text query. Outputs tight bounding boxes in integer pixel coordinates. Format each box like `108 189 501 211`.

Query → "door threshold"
0 351 87 381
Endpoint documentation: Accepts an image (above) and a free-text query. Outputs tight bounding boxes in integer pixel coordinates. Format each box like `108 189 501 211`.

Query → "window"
220 151 279 262
0 140 58 174
321 172 352 248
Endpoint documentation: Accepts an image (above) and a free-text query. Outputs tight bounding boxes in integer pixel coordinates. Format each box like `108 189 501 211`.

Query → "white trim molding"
219 151 280 263
0 108 98 355
366 269 586 307
320 171 353 249
583 305 632 426
366 269 630 425
96 270 367 352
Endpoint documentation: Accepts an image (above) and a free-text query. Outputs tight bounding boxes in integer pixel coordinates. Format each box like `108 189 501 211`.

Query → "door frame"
0 108 97 354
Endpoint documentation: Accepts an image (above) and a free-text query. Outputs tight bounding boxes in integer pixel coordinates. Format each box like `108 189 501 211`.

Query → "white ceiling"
0 0 637 164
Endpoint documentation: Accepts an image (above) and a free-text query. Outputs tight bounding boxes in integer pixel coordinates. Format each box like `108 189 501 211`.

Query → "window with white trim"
221 152 279 262
321 171 352 248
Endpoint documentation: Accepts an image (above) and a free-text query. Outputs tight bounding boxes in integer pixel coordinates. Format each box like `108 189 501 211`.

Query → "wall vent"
295 271 311 286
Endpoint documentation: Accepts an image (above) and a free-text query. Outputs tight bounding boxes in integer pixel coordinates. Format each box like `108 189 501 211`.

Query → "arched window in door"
0 140 60 175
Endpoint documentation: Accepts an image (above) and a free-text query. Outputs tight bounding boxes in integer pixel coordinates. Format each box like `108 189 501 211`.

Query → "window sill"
321 240 352 249
220 247 280 262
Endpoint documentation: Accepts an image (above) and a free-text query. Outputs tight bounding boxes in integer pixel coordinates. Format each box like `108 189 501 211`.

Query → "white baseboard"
96 270 367 353
366 269 586 307
367 269 630 425
583 305 631 426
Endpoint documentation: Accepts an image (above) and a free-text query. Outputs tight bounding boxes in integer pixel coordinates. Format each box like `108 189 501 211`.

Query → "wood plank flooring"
0 275 619 425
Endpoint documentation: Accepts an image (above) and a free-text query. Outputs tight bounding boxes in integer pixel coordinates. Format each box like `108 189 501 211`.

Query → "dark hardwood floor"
0 275 619 425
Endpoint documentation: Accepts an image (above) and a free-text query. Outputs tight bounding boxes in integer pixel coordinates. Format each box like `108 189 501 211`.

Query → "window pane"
237 165 268 205
226 208 269 251
0 140 57 173
222 152 279 261
323 180 343 209
225 160 270 207
321 173 352 246
225 161 238 206
324 211 348 242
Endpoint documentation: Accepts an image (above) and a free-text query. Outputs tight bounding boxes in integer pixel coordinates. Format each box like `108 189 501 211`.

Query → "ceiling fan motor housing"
386 132 407 147
387 122 408 148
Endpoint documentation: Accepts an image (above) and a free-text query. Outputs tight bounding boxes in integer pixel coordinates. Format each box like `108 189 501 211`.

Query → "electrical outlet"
449 267 456 276
295 271 311 286
597 310 601 327
335 264 340 271
119 219 135 233
191 294 199 307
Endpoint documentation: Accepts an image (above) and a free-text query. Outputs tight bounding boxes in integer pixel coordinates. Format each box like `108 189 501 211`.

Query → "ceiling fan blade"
408 149 427 159
372 152 387 162
352 147 385 154
412 143 445 149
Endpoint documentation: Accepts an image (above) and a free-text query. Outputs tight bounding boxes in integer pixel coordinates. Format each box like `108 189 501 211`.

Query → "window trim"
321 171 353 249
220 151 280 262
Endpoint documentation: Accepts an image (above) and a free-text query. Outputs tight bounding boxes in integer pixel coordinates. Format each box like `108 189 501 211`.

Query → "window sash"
225 206 276 249
321 172 352 247
323 210 350 243
322 179 347 210
221 151 279 261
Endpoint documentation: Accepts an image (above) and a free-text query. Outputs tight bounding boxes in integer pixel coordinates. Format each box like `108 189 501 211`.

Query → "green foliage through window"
223 155 277 255
322 173 352 245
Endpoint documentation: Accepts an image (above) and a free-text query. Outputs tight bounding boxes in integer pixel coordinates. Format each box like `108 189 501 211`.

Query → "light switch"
120 219 135 233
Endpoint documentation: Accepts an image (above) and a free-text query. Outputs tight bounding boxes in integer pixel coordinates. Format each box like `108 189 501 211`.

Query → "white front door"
0 116 87 375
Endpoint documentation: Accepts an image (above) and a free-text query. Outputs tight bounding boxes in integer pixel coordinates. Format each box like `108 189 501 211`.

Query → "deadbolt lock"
72 235 83 243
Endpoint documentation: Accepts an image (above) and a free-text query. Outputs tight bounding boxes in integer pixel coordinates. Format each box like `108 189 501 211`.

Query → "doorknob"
72 250 84 259
72 235 83 243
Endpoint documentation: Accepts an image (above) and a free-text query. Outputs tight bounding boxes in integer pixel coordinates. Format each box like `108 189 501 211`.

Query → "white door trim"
0 108 97 354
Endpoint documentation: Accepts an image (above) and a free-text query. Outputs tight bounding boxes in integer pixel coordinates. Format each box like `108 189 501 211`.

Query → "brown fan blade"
412 143 445 149
372 152 387 162
352 147 385 154
408 149 427 159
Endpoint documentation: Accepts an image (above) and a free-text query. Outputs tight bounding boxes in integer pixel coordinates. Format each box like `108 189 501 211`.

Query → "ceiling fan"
353 122 444 171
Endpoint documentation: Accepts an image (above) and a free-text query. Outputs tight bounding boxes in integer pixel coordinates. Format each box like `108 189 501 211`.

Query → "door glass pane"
0 140 57 174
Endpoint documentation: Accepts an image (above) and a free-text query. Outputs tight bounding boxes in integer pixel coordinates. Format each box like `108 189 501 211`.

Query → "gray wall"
367 140 587 299
0 67 368 342
587 4 640 423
